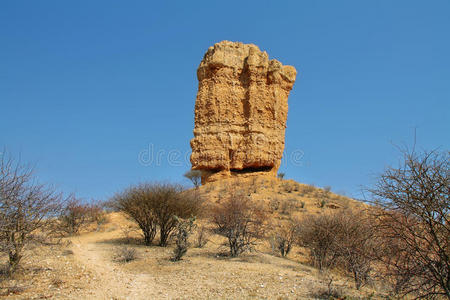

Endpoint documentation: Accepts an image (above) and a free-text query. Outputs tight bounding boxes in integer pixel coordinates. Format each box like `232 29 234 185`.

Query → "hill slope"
0 177 376 299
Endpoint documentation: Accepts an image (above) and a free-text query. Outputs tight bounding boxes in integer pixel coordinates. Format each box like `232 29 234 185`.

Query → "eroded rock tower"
190 41 297 184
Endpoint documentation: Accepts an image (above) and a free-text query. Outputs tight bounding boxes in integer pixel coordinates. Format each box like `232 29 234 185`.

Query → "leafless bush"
59 199 103 235
282 198 302 214
297 213 341 270
89 204 106 226
114 246 137 263
171 217 196 261
110 184 158 245
194 225 209 248
111 183 203 246
298 210 376 289
280 199 295 215
301 184 316 195
212 191 265 257
309 272 345 299
333 210 376 290
0 151 66 275
271 219 299 257
152 187 203 246
280 200 294 215
369 149 450 298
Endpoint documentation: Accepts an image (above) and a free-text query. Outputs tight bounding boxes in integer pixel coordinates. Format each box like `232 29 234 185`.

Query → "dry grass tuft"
113 246 138 263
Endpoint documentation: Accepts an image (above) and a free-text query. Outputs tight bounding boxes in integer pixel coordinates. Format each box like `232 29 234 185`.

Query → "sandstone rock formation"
190 41 297 183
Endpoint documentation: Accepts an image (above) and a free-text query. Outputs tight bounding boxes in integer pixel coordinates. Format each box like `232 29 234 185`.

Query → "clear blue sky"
1 1 449 201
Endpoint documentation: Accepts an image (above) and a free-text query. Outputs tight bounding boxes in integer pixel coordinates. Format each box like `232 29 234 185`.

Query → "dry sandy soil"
0 177 381 300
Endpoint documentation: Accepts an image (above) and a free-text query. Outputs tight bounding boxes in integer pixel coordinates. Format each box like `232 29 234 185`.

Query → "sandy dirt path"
69 233 161 300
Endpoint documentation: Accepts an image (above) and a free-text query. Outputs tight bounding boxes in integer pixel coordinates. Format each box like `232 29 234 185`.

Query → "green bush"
172 217 196 261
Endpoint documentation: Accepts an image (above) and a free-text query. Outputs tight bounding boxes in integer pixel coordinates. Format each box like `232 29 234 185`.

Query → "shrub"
88 204 106 225
152 186 203 246
333 210 375 290
111 183 203 246
0 151 66 275
110 184 158 245
183 170 202 188
171 217 196 261
301 184 316 195
60 199 88 235
212 192 265 257
369 149 450 298
114 246 137 263
298 210 376 289
316 198 327 208
272 219 298 257
277 172 285 180
297 213 340 270
59 199 103 235
194 225 209 248
280 199 295 215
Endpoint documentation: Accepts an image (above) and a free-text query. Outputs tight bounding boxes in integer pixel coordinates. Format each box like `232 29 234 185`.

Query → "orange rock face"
190 41 297 183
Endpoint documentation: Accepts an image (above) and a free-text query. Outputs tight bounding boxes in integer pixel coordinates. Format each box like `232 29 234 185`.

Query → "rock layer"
190 41 297 183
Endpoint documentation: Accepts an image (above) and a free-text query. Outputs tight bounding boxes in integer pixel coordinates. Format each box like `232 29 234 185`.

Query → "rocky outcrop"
190 41 297 183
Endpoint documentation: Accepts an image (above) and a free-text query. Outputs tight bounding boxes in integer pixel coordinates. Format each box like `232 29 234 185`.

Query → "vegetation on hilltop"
0 149 448 299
